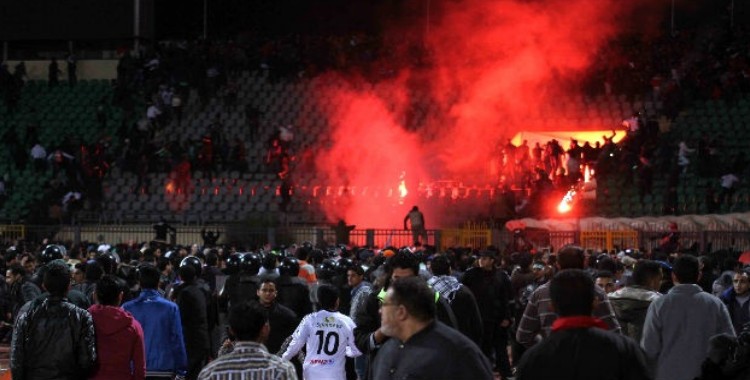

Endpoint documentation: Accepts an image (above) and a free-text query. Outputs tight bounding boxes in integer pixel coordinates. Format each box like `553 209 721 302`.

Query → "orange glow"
558 201 572 214
558 188 576 214
398 172 408 204
511 130 626 149
306 0 655 228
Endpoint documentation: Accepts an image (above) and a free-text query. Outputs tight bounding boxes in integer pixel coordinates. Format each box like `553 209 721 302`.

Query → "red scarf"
551 316 607 332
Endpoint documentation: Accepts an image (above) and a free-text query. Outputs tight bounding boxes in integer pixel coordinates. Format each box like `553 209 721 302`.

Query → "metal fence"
5 224 750 253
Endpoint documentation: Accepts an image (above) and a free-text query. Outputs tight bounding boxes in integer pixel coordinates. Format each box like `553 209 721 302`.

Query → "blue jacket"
122 289 188 376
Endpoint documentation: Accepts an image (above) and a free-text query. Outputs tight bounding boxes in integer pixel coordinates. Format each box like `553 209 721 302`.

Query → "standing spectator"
5 264 31 322
719 171 740 211
371 277 493 380
516 245 621 348
30 141 47 172
719 268 750 333
67 53 77 86
294 245 318 286
153 217 177 245
275 257 313 320
461 250 513 378
353 251 457 379
515 269 650 380
122 264 188 380
347 264 373 380
88 275 146 380
197 302 297 380
201 228 221 247
428 255 483 347
256 279 298 354
608 260 663 343
174 265 210 380
403 206 427 246
677 140 694 174
48 58 61 87
282 284 360 380
641 255 735 380
10 261 97 379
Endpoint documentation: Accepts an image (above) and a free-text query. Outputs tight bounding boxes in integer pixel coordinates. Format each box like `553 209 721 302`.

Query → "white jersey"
282 310 361 380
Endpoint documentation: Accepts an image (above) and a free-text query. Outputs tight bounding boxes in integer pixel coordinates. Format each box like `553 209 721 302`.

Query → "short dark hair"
137 264 160 289
347 265 365 277
596 257 616 273
229 302 268 341
430 255 451 276
259 278 276 288
206 250 219 266
96 275 123 306
673 255 700 284
632 260 663 287
317 284 339 310
386 251 419 276
8 263 25 277
157 257 171 272
389 277 435 322
595 270 614 280
550 269 595 317
85 261 104 282
557 245 584 270
43 262 71 297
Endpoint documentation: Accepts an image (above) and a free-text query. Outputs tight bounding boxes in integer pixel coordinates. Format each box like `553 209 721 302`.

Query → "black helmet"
336 258 355 274
239 252 261 274
317 259 337 281
40 244 64 264
261 252 279 270
278 257 300 277
180 256 203 277
226 253 242 275
309 249 325 265
163 250 181 268
96 251 120 274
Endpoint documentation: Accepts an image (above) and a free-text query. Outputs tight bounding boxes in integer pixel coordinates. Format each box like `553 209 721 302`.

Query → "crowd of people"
2 234 750 379
0 9 748 224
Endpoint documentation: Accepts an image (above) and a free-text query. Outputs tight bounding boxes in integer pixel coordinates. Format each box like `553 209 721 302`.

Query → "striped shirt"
515 281 621 348
197 341 297 380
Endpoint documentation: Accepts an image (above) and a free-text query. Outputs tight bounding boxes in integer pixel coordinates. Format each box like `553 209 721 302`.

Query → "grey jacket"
609 286 661 343
642 284 734 380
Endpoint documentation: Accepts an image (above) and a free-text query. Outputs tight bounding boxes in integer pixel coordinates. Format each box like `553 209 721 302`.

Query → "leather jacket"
11 295 97 380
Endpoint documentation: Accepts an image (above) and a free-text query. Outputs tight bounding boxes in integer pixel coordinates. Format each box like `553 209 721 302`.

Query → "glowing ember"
558 188 576 214
398 171 408 204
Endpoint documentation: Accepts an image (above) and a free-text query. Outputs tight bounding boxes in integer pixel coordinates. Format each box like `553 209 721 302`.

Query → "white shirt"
721 173 739 189
147 105 162 119
282 310 361 380
31 144 47 160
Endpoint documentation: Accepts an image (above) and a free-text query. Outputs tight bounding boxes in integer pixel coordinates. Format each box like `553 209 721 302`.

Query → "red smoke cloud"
311 0 663 229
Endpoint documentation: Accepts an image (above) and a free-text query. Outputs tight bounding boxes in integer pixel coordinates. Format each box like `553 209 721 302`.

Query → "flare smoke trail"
312 0 665 228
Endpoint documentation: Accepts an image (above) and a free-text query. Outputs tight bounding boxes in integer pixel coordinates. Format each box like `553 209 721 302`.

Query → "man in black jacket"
427 255 483 347
275 257 313 318
462 250 514 378
10 260 97 379
174 265 210 380
256 279 298 353
372 277 493 380
516 269 650 379
354 251 458 379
